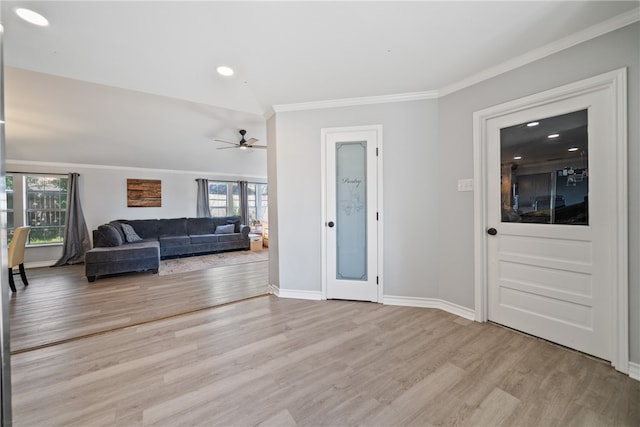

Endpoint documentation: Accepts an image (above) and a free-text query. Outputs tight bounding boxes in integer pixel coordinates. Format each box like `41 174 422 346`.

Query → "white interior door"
486 89 615 360
323 126 379 302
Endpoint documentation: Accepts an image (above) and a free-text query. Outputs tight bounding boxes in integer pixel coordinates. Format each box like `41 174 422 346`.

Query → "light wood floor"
10 293 640 426
10 260 269 353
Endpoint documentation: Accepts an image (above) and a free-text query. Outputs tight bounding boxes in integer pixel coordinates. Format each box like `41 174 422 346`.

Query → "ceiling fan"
214 129 266 150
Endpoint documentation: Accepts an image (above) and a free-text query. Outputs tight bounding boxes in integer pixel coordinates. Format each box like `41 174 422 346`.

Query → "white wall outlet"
457 178 474 192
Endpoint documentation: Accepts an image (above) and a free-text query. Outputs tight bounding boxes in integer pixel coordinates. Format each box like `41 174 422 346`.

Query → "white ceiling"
1 1 638 173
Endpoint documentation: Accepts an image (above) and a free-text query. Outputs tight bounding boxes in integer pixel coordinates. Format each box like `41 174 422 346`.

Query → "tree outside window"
24 175 68 245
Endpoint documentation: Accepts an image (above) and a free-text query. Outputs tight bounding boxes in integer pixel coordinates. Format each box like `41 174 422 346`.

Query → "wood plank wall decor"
127 179 162 207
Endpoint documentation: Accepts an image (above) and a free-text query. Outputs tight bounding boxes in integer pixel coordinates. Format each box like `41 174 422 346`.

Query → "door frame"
320 125 384 302
472 68 628 373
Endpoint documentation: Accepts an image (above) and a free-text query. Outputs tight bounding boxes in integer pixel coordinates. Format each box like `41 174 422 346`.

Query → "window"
5 174 68 245
247 183 268 225
206 181 267 223
5 175 14 241
208 181 239 217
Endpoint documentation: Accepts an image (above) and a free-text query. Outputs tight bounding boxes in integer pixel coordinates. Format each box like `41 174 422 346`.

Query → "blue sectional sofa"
85 216 250 282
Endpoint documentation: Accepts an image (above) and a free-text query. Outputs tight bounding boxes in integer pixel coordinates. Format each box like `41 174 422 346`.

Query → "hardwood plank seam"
10 292 271 355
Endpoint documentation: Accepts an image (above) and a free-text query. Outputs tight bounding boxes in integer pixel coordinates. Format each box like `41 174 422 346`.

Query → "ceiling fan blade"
245 138 259 146
216 146 239 150
250 145 267 149
214 139 238 146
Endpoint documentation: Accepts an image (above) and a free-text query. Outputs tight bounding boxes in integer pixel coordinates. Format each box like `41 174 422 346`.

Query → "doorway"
321 125 382 302
473 69 628 372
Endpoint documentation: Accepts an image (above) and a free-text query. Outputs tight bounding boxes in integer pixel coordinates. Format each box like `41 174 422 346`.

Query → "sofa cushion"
121 223 143 242
108 221 127 241
158 218 187 237
189 234 219 244
217 233 243 242
227 219 241 233
118 220 159 240
159 235 191 247
86 240 160 263
94 224 123 247
187 218 214 236
213 216 241 228
214 224 235 234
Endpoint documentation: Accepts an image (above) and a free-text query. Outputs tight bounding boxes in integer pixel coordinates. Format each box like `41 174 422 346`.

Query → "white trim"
273 91 438 113
376 128 384 303
613 69 629 374
320 125 383 302
6 159 268 182
276 289 323 301
24 260 56 269
472 68 629 373
383 296 475 321
629 362 640 381
440 8 639 97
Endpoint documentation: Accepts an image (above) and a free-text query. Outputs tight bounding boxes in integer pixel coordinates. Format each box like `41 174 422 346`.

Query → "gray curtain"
238 180 248 225
196 178 211 218
53 172 91 266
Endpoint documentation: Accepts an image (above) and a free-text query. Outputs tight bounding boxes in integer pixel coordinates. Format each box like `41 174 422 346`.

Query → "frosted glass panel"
336 141 367 280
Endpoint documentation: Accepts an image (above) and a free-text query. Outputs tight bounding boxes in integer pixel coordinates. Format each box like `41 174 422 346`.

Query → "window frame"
17 174 69 247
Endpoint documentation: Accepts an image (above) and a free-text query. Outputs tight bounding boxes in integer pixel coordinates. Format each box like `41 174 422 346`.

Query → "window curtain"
238 180 248 225
53 172 91 266
195 178 211 218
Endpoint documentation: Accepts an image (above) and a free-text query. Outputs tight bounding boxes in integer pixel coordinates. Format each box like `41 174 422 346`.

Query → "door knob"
327 221 335 228
487 227 497 236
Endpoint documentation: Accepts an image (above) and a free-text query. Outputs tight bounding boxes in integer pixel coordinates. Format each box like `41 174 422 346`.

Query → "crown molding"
272 90 439 113
438 7 639 97
270 8 638 112
5 159 268 181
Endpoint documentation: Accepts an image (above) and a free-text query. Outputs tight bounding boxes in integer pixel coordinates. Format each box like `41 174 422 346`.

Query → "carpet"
159 249 269 276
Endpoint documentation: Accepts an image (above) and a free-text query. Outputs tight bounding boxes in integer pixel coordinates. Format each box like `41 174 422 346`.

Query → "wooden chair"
8 226 31 292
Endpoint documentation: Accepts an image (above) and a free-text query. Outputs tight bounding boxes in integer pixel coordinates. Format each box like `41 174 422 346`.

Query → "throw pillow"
96 224 123 247
227 219 241 233
121 222 143 242
109 221 127 241
214 224 235 234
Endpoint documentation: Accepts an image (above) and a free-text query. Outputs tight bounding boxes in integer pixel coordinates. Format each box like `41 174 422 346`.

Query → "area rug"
159 249 269 276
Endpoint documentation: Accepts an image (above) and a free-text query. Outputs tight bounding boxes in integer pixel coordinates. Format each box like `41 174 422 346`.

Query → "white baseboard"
629 362 640 381
383 295 476 321
25 260 57 269
274 287 323 301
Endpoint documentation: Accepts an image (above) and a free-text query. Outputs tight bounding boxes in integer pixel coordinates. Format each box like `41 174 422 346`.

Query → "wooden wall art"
127 179 161 207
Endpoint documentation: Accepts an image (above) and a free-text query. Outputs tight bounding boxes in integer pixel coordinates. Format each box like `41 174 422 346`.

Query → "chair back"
8 226 31 268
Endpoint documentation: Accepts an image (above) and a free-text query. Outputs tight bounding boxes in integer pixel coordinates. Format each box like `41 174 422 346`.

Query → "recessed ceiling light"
526 122 539 127
15 8 49 26
216 66 234 77
548 133 560 139
568 147 579 152
513 156 522 160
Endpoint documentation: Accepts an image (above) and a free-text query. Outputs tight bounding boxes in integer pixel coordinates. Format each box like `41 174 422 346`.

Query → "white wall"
8 160 267 266
273 100 439 298
272 22 639 365
437 23 639 362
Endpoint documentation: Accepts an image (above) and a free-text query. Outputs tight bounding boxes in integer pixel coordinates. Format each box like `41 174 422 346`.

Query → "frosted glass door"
324 125 379 302
336 141 367 281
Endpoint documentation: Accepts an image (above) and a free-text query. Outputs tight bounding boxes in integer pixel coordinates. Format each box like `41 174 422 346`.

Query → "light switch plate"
457 178 474 192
